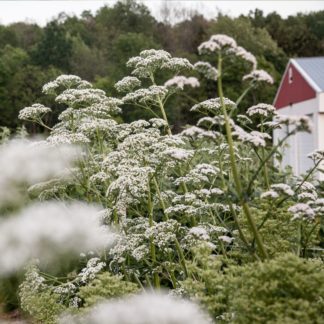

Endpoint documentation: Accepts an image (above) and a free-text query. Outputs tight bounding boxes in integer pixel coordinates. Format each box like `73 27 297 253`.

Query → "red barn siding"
274 63 316 109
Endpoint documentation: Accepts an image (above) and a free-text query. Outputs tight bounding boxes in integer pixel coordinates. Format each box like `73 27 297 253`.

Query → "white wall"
318 92 324 112
273 97 319 176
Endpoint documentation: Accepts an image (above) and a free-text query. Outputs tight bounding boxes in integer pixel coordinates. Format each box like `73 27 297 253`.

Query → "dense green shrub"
184 250 324 323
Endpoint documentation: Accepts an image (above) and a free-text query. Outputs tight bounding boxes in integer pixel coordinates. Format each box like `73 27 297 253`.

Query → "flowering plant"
0 34 323 323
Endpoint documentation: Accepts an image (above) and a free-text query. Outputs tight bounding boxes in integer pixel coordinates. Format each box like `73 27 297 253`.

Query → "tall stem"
150 73 172 135
217 53 268 260
147 176 160 288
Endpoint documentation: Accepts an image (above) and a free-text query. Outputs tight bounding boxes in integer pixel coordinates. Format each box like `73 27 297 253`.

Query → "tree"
31 20 72 71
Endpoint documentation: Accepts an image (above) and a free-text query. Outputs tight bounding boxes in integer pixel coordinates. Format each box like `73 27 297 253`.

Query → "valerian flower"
115 76 141 93
0 202 115 275
198 34 237 54
194 61 218 80
19 103 52 121
59 293 212 324
288 203 315 221
191 98 236 114
246 103 277 118
164 76 200 90
243 69 274 84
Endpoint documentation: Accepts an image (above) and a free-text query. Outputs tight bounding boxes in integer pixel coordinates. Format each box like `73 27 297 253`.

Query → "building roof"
292 57 324 92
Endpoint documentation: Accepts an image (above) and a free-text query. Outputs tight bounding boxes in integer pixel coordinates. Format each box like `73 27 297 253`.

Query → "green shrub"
78 272 139 308
184 250 324 323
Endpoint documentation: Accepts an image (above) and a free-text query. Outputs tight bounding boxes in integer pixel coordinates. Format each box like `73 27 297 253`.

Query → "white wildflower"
78 258 106 283
59 293 211 324
149 118 168 128
0 202 114 275
181 126 219 140
0 140 81 205
55 88 107 106
271 183 294 196
308 149 324 161
230 46 257 69
122 86 168 104
191 98 235 114
275 115 312 133
218 235 234 244
42 75 90 94
163 148 194 161
47 132 90 145
164 76 200 90
161 57 193 71
115 76 141 93
189 226 210 241
246 103 276 118
261 190 279 199
288 203 315 221
237 114 253 125
198 34 237 54
297 192 317 201
127 49 172 78
243 69 274 84
194 61 218 80
233 125 270 147
18 103 51 121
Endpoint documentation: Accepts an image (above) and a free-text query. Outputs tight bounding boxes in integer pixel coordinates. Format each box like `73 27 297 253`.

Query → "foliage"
184 249 324 323
19 265 66 324
1 1 323 130
0 27 323 323
78 272 139 308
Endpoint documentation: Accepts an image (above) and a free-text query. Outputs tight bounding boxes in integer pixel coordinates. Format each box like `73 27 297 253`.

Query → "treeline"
0 0 323 130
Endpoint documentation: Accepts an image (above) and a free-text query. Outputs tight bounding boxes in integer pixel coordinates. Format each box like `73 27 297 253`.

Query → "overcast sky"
0 1 323 26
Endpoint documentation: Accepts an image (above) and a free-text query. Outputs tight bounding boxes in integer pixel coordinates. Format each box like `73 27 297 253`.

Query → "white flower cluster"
127 49 193 78
296 181 318 202
77 257 106 283
0 202 114 275
191 97 236 114
198 34 237 54
164 76 200 90
122 86 168 104
174 163 219 186
233 125 271 147
59 293 211 324
163 148 194 161
243 69 274 84
308 149 324 162
48 132 91 145
274 115 313 133
18 103 52 121
181 126 220 140
261 183 294 200
246 103 276 118
288 203 315 221
146 219 180 250
0 140 81 205
229 46 257 69
42 75 91 94
78 118 118 138
56 88 107 107
115 76 141 93
194 61 218 80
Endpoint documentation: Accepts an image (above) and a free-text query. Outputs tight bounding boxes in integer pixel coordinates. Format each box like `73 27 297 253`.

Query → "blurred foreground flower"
0 139 81 205
60 292 211 324
0 201 115 275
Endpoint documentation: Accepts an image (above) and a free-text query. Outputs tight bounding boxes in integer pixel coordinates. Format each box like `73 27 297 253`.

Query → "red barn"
273 57 324 175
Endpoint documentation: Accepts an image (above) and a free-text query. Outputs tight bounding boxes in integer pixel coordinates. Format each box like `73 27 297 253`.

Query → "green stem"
175 239 188 277
150 73 172 135
246 131 294 197
217 53 268 260
147 176 160 288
